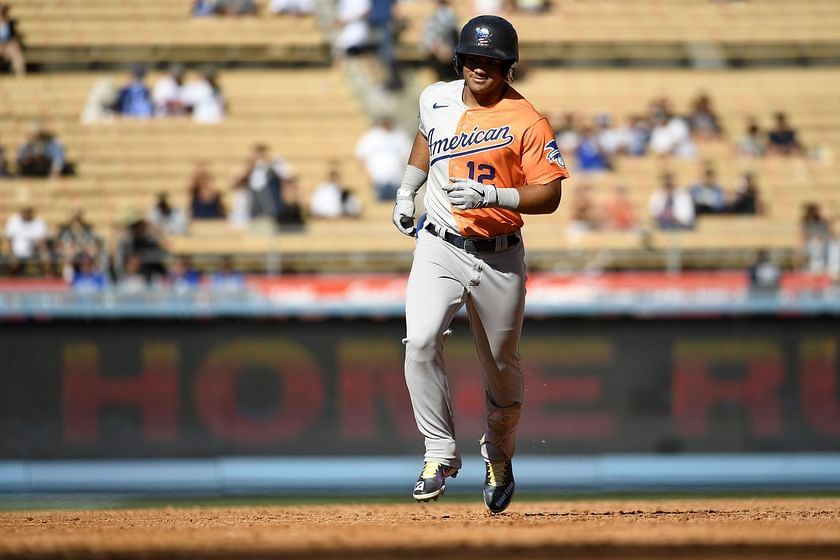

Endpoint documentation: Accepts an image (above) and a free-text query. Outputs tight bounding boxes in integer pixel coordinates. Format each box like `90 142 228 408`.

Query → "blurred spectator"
81 77 119 123
210 255 245 292
277 175 306 228
767 111 803 156
181 66 226 123
688 93 723 140
368 0 403 91
56 208 102 280
516 0 551 13
648 171 695 230
192 0 218 16
728 172 763 215
626 114 652 157
735 118 767 158
269 0 314 15
575 126 611 172
193 0 258 16
594 112 629 159
473 0 516 14
566 182 600 239
334 0 372 57
0 2 25 76
70 253 107 292
748 249 781 297
648 98 696 159
114 215 168 284
800 202 838 276
3 206 51 276
355 116 412 201
17 125 72 178
228 180 253 230
147 192 189 235
234 144 292 221
687 163 726 215
310 164 362 219
114 65 154 119
153 63 189 117
421 0 459 82
0 140 12 178
117 253 148 293
602 184 637 231
553 112 580 155
189 169 226 220
168 255 202 292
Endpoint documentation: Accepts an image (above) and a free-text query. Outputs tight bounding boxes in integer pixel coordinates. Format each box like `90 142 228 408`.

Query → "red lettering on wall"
194 339 323 443
800 339 840 436
673 341 783 437
337 340 416 439
518 339 617 438
63 342 178 442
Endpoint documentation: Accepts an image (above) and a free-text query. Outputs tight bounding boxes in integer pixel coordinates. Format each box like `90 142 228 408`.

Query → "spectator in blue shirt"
575 126 611 172
210 255 245 292
114 65 154 118
688 163 727 215
71 253 107 292
369 0 403 91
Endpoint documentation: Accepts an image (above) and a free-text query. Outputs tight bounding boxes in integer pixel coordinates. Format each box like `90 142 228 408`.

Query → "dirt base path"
2 498 840 559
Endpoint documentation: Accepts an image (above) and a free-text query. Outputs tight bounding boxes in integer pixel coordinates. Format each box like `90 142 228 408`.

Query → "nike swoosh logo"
433 102 448 109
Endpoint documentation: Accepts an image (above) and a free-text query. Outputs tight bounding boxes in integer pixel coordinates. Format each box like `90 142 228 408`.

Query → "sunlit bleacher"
1 0 839 274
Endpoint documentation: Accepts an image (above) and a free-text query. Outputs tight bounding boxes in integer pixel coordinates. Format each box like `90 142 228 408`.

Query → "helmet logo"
475 26 492 46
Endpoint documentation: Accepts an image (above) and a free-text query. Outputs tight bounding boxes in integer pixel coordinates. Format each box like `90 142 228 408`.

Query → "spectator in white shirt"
182 66 226 123
648 171 695 230
153 63 189 117
355 116 412 201
4 206 52 276
310 164 362 219
270 0 314 15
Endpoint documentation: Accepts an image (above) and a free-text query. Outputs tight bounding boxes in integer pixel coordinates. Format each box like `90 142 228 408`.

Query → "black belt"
425 222 520 254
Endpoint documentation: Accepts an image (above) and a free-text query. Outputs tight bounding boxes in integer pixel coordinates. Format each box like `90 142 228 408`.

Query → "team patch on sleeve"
543 139 566 168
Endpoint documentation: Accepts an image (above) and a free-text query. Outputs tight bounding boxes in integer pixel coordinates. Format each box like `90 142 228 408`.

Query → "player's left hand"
443 178 498 210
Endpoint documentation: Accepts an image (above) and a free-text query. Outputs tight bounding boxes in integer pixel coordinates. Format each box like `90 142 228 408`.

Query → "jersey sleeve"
521 117 569 185
418 91 428 138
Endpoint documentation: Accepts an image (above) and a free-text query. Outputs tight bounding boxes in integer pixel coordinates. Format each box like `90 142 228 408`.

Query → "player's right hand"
392 189 416 236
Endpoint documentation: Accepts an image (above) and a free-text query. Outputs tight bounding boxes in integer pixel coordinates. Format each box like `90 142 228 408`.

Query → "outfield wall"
2 317 839 460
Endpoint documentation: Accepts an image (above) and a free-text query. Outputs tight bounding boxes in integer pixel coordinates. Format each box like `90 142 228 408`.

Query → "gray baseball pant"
403 228 526 470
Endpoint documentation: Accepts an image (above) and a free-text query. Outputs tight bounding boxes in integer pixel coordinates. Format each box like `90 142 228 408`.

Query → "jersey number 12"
466 161 496 184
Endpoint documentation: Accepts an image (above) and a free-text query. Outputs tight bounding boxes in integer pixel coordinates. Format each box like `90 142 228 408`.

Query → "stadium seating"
3 63 838 273
1 1 839 274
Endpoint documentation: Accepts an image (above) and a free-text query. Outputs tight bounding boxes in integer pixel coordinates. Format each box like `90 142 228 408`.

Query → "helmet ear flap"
505 61 517 83
454 54 463 76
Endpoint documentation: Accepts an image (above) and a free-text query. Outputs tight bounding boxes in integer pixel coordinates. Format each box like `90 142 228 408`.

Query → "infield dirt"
2 497 840 559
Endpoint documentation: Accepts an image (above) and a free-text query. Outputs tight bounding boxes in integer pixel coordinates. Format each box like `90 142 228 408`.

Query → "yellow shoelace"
486 462 508 487
422 462 442 479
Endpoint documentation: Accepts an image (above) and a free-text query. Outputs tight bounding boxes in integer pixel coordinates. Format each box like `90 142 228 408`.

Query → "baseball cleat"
483 460 515 514
412 461 459 502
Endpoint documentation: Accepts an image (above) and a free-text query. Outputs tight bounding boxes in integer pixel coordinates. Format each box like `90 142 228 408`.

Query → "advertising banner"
1 318 839 459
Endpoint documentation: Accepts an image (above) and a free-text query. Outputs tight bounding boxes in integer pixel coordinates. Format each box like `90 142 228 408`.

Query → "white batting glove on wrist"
392 188 417 236
443 178 498 210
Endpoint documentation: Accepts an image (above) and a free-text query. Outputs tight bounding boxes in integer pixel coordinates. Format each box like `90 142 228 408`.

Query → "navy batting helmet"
454 15 519 74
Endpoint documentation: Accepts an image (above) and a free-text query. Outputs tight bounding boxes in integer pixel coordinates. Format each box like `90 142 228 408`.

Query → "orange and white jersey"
419 79 569 238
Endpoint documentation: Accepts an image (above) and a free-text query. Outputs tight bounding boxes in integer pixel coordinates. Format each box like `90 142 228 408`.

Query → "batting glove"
392 188 417 236
443 178 498 210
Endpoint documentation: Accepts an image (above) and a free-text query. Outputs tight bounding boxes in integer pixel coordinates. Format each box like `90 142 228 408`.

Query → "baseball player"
392 15 569 513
